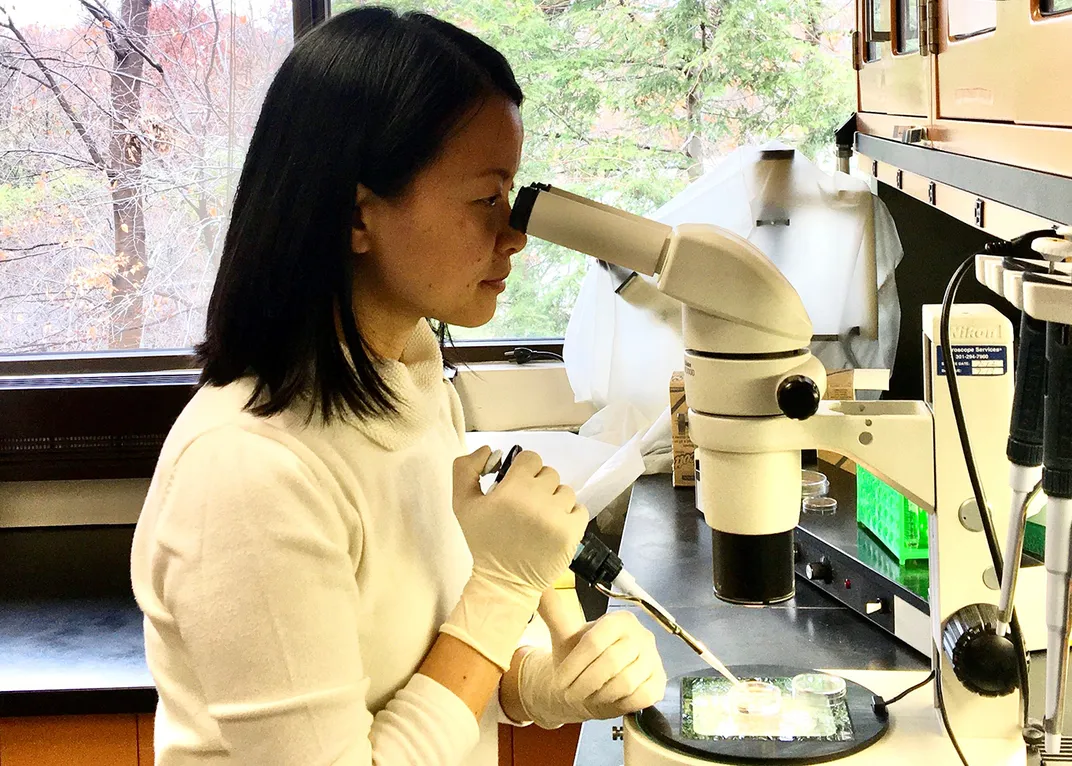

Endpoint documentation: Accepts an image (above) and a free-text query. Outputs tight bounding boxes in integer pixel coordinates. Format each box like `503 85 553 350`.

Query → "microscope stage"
625 668 1027 765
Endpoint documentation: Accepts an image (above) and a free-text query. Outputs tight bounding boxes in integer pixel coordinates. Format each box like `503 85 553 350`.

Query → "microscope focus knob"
777 375 821 420
805 557 832 584
942 604 1018 697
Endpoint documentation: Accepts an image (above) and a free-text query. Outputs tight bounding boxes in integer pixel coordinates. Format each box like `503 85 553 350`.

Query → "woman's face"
351 96 527 355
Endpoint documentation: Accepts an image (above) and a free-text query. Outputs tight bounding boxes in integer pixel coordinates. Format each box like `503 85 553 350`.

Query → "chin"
449 314 496 329
438 305 497 329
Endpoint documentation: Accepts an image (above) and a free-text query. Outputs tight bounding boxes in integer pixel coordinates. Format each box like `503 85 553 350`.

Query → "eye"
481 194 501 207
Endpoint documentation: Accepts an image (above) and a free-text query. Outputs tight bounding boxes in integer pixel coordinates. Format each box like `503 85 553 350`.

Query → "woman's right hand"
452 445 588 599
440 445 588 671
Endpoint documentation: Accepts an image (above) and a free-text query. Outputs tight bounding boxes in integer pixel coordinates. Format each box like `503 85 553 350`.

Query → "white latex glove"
441 445 589 671
516 610 667 729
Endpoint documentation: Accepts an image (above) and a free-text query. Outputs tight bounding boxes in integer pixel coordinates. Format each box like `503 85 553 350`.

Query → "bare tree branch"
0 9 107 171
2 147 100 169
0 244 99 264
78 0 163 74
25 61 123 125
8 53 161 93
0 59 49 88
0 242 64 252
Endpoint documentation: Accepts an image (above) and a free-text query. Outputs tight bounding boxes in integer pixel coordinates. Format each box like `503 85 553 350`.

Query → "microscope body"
644 303 1026 764
510 185 1029 762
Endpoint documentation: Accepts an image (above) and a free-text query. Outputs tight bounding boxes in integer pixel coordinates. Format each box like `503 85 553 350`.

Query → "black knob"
942 604 1018 697
805 558 832 583
777 375 821 420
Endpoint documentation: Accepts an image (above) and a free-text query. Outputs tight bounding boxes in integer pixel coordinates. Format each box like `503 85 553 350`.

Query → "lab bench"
0 525 156 764
0 525 155 717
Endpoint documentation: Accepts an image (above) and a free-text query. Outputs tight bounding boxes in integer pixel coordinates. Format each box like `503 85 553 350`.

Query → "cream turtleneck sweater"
131 322 511 765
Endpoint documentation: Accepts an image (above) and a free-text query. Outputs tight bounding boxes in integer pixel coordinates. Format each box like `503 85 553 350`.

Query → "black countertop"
0 525 156 716
573 474 929 766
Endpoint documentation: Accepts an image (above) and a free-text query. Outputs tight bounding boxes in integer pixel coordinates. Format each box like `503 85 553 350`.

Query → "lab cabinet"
856 0 931 117
0 714 153 766
0 716 572 765
499 722 580 766
856 0 1072 184
935 0 1072 127
857 0 1072 127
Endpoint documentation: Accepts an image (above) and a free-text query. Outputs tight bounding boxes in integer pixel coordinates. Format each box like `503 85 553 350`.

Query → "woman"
131 7 666 765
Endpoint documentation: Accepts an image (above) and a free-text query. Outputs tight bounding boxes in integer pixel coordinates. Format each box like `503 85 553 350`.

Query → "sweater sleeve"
151 425 480 765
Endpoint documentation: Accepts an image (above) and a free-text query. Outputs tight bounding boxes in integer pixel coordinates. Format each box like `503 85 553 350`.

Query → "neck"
355 304 420 362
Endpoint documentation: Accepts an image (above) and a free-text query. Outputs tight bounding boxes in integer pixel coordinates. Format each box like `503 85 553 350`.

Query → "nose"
499 203 527 256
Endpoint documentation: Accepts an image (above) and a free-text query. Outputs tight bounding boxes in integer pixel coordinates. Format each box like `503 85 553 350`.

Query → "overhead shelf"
855 133 1072 232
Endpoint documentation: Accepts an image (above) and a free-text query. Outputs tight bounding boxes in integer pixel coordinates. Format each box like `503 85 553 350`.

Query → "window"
0 0 294 354
896 0 920 53
947 0 997 39
1 0 857 354
865 0 891 61
331 0 856 341
1042 0 1072 14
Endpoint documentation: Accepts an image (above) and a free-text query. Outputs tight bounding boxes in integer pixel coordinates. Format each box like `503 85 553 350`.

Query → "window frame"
864 0 892 62
893 0 921 54
946 0 997 40
1040 0 1072 16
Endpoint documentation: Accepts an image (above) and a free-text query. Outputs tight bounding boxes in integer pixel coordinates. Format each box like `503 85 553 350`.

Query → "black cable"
940 249 1032 729
940 253 1005 578
504 347 565 364
885 670 935 706
936 664 973 766
871 670 936 721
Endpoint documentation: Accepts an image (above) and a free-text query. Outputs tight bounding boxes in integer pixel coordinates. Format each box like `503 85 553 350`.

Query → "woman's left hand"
516 610 667 729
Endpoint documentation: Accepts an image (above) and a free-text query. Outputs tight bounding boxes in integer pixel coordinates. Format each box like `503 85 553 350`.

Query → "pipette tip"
698 649 741 686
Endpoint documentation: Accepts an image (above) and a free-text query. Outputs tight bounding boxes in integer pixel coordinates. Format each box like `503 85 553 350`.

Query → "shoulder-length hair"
197 8 523 422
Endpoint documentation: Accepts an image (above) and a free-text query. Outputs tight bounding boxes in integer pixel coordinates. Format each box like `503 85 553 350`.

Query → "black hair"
196 7 523 423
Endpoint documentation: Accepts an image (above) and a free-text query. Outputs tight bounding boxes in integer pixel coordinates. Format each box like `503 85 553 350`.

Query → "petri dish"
728 680 782 716
803 495 838 515
792 673 847 704
802 470 829 497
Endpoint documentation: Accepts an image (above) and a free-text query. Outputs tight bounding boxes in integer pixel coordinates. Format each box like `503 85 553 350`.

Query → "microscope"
510 184 1072 764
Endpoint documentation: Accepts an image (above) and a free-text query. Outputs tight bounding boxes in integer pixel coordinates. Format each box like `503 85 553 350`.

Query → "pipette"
571 530 740 686
485 444 740 686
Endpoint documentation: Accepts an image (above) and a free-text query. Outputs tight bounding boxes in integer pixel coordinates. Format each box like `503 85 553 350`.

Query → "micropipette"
487 444 740 686
572 530 740 686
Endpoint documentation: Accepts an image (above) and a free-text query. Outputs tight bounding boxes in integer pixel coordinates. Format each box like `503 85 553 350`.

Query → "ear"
351 184 375 255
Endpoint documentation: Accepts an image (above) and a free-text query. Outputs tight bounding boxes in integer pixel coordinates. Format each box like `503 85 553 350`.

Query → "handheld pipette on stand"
976 228 1072 754
484 444 740 687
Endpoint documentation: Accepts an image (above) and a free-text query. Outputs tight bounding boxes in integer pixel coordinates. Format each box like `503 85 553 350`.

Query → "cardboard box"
822 368 890 402
669 371 695 487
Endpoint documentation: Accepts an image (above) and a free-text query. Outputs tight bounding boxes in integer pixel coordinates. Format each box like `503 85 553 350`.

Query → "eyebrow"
474 169 515 181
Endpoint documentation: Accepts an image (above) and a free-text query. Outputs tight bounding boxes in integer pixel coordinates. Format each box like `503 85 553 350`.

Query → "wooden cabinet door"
858 0 932 117
936 0 1072 127
511 723 580 766
0 715 139 766
137 713 155 765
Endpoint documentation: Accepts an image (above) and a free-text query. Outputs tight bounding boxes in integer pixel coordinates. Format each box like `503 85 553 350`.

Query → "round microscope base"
624 665 888 764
